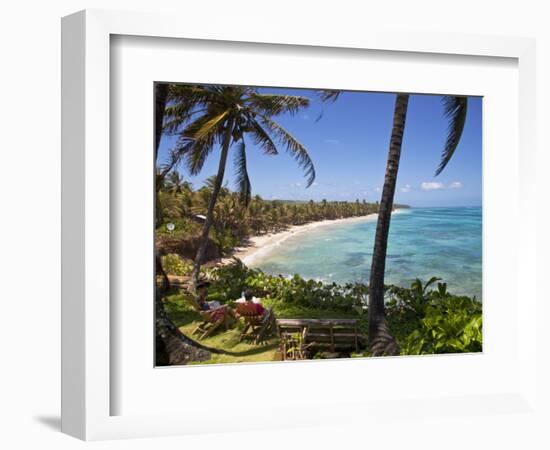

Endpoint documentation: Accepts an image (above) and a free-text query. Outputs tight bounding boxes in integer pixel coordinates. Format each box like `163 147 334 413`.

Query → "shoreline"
227 212 395 267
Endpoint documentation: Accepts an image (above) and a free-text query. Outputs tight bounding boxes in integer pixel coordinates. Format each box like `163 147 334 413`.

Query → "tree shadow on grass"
220 342 279 357
166 309 200 328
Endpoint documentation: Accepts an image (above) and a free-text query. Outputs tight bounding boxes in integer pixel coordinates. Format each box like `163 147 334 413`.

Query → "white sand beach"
229 213 381 266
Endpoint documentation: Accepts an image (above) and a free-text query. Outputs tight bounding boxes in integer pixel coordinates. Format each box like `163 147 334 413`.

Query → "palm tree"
368 94 468 356
154 83 216 366
166 170 184 193
164 85 316 287
319 90 468 355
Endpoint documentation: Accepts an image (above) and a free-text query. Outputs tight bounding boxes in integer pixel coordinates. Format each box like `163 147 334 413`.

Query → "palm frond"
189 110 229 141
247 117 279 155
163 85 213 133
318 90 341 103
168 85 212 106
315 90 341 122
248 94 310 116
176 110 230 175
162 104 195 133
158 140 193 178
233 140 251 206
260 116 316 187
162 107 208 134
436 96 468 176
184 132 216 175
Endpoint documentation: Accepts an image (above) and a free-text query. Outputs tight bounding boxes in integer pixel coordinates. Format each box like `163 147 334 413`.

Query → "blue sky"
158 87 482 207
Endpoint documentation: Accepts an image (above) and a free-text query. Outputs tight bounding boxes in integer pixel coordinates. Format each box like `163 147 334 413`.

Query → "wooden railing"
276 318 363 359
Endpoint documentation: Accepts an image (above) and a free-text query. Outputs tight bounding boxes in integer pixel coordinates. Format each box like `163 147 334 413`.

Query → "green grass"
164 292 280 364
163 291 367 365
184 326 280 365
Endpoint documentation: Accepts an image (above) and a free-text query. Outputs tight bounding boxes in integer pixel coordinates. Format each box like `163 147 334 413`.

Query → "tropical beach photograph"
154 83 482 366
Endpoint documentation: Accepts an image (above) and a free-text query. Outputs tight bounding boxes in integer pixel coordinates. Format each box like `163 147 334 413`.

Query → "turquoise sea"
247 207 482 300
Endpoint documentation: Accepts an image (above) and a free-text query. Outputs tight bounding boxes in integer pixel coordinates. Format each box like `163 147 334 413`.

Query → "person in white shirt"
235 288 261 304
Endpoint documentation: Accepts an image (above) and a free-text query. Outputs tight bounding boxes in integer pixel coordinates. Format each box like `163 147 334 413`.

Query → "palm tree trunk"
153 83 214 365
155 289 211 365
154 82 170 292
155 83 169 229
155 253 170 292
154 83 169 162
191 118 235 287
368 93 409 356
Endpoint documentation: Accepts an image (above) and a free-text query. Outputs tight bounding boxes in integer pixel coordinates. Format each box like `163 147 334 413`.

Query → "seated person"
236 288 261 304
195 280 236 322
237 288 266 317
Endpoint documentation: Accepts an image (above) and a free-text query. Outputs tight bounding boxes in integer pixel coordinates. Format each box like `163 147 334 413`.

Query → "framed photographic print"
153 82 482 367
62 9 540 442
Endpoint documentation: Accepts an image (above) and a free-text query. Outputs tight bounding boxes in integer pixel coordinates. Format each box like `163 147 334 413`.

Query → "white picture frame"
61 9 540 441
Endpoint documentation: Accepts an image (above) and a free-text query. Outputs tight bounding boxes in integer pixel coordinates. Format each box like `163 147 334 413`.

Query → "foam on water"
248 207 482 299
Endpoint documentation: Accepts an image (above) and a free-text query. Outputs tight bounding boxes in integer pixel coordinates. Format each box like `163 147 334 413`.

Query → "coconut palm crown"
162 85 316 285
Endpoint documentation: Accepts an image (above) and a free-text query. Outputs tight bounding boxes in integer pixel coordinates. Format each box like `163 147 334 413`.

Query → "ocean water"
247 207 482 300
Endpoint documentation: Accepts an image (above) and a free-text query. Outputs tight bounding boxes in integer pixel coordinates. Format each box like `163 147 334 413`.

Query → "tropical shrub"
398 291 482 354
212 228 241 256
161 253 193 276
386 277 442 315
204 259 368 312
155 217 196 238
205 258 252 303
195 261 482 355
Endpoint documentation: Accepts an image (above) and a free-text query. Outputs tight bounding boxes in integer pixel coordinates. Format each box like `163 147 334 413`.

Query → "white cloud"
400 184 411 193
419 180 463 191
375 187 381 192
324 139 340 145
290 182 302 188
421 181 445 191
449 181 463 189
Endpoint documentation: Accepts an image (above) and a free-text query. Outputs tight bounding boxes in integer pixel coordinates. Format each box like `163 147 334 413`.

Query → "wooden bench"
276 318 363 360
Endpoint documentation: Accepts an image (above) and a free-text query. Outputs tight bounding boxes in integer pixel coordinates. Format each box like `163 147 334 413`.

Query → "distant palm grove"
157 173 407 260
